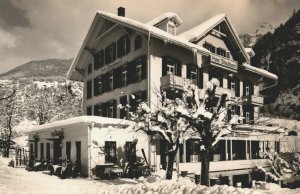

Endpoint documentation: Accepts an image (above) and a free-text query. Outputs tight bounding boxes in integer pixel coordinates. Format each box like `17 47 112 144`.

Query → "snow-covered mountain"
239 22 275 47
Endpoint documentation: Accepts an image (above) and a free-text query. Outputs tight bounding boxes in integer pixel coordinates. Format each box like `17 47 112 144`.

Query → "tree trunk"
201 148 211 186
166 150 176 180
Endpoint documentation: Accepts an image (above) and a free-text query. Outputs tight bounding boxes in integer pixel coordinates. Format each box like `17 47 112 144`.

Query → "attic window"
203 42 216 53
167 23 176 35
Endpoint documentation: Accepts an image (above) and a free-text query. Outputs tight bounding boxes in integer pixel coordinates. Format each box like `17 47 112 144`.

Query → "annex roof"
67 11 210 81
27 116 134 133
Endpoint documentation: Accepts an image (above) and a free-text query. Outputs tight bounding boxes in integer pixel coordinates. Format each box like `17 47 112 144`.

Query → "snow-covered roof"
245 48 255 57
147 12 183 27
241 63 278 80
67 11 210 81
178 14 250 63
178 14 225 42
27 116 134 133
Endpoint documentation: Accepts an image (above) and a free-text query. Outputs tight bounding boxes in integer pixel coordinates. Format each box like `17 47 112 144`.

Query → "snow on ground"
0 157 300 194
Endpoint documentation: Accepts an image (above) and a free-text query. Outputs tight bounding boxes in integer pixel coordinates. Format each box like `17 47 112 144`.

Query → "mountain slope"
251 10 300 119
0 58 73 79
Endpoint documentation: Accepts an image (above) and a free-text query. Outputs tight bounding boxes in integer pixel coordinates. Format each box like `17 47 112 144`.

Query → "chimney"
118 7 125 17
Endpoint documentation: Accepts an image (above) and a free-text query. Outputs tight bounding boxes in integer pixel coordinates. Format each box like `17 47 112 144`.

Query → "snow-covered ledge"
241 63 278 80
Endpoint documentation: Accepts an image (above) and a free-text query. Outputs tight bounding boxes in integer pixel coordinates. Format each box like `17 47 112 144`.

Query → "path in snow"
0 156 300 194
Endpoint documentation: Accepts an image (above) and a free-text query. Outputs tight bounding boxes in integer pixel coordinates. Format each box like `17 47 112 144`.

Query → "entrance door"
53 139 62 164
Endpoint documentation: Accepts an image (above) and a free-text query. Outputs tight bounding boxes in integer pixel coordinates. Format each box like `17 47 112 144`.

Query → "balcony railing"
198 87 235 100
242 95 264 106
160 74 196 90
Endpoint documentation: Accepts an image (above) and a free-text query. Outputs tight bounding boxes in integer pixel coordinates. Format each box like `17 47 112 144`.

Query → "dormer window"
167 23 176 35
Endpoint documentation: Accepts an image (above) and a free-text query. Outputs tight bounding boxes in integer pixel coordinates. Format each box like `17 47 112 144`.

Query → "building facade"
28 8 283 185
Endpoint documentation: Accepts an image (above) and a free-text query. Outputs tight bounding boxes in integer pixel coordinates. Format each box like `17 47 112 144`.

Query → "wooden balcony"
160 74 196 91
242 95 264 106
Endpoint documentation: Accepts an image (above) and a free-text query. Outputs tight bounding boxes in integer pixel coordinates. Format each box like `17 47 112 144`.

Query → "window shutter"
117 38 122 58
250 82 254 95
126 36 130 54
237 106 241 115
112 42 116 61
176 60 182 76
113 67 121 89
103 73 108 93
94 53 99 70
198 68 203 89
236 78 240 97
162 57 167 76
127 60 136 84
113 100 117 118
243 81 247 96
93 77 98 96
186 64 191 79
141 55 147 80
105 46 110 64
228 76 232 89
129 94 137 112
102 102 108 117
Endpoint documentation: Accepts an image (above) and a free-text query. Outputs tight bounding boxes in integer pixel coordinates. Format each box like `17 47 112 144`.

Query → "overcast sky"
0 0 299 74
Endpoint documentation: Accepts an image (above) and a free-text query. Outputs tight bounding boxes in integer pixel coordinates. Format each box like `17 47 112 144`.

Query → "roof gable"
179 14 249 62
67 11 209 81
147 12 183 27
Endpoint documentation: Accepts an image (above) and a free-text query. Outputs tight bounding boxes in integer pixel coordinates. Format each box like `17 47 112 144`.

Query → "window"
94 76 102 96
130 91 147 112
105 43 116 64
87 63 92 74
203 42 216 53
106 100 117 118
46 143 50 160
166 59 175 75
211 140 226 161
209 71 223 87
87 80 92 99
117 36 130 58
105 141 116 163
136 59 143 82
94 104 102 116
251 141 260 159
125 142 137 163
243 80 254 96
66 142 71 161
120 95 128 119
40 143 44 160
76 141 81 165
217 48 226 57
167 23 176 35
122 65 127 86
86 106 92 115
228 105 240 121
94 50 104 70
134 35 142 50
243 105 254 124
228 76 240 97
162 57 181 77
232 140 246 160
108 72 113 91
186 139 200 162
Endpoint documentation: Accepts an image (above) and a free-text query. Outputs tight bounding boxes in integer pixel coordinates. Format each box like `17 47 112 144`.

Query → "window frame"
105 141 116 163
136 59 143 82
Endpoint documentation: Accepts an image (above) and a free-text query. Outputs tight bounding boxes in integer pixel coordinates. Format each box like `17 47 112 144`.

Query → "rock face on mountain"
0 58 73 79
240 22 275 47
250 10 300 119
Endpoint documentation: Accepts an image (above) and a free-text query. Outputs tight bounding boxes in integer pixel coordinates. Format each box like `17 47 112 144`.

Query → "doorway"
53 139 62 164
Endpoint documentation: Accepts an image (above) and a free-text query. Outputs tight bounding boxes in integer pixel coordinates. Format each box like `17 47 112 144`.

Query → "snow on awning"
234 124 285 133
241 63 278 80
